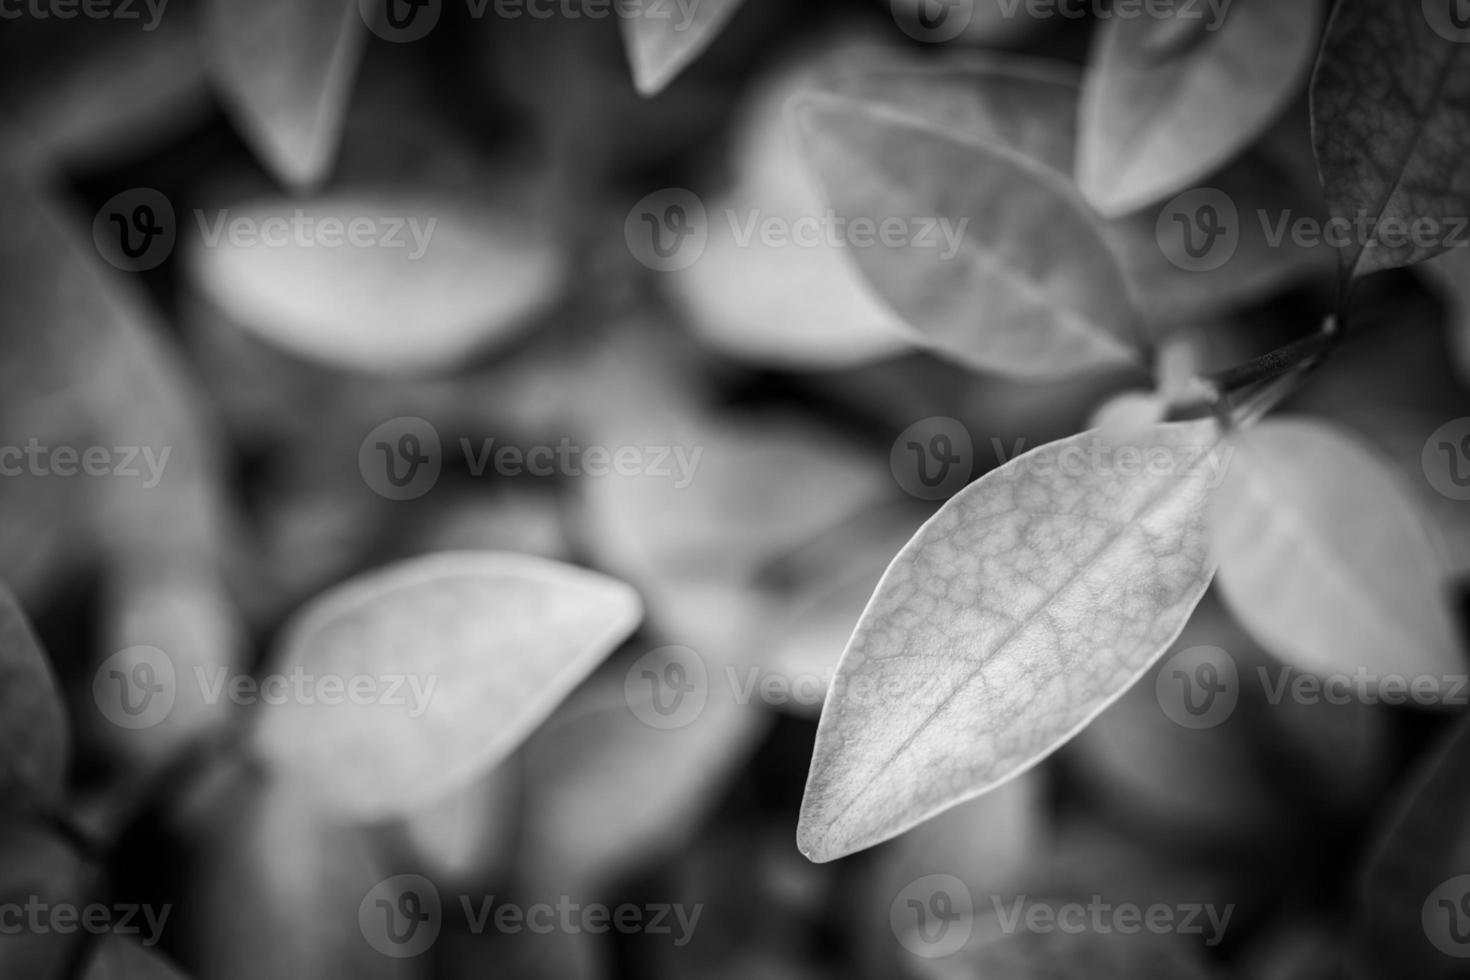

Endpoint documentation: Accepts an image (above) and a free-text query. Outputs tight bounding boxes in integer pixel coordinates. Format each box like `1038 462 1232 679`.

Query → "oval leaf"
1310 0 1470 277
798 420 1225 861
621 0 745 96
252 551 643 819
794 93 1139 379
186 190 565 374
1212 417 1463 682
204 0 365 188
0 587 67 808
1078 0 1322 216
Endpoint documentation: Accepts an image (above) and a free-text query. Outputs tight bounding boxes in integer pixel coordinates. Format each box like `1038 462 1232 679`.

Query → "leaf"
1310 0 1470 277
0 588 67 808
84 937 191 980
621 0 746 96
203 0 365 188
517 661 769 892
794 92 1139 379
1354 712 1470 979
174 762 412 980
185 189 565 374
1077 0 1323 216
392 762 519 886
0 821 86 978
1423 247 1470 384
798 420 1225 861
252 552 642 820
1212 417 1463 682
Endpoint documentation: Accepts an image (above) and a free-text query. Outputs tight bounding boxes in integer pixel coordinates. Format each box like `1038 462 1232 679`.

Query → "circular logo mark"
891 417 974 500
359 0 441 42
1156 188 1239 272
1155 645 1239 729
359 417 443 501
92 188 176 272
1424 0 1470 43
890 0 975 43
891 874 974 959
624 646 709 730
93 645 176 730
1423 874 1470 957
625 188 708 272
1424 417 1470 501
360 874 442 958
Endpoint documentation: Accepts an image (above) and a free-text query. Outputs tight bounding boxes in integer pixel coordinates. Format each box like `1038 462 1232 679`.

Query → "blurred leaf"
517 661 769 892
0 587 67 809
437 926 609 980
666 38 916 369
794 92 1139 379
1078 0 1322 216
84 936 191 980
253 552 642 820
203 0 365 188
0 820 86 978
175 762 413 980
185 188 565 374
798 421 1224 862
1310 0 1470 277
393 762 518 887
621 0 746 96
1212 417 1463 682
1354 712 1470 979
1423 247 1470 384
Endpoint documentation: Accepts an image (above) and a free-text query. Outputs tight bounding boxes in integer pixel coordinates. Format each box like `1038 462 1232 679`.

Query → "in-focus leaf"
794 93 1139 379
621 0 746 96
1353 712 1470 979
252 551 643 820
1212 417 1463 682
204 0 365 188
1311 0 1470 277
798 420 1224 861
185 189 565 374
0 588 67 807
1078 0 1322 216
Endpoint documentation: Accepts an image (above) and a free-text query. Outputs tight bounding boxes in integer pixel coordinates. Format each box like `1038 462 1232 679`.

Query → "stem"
1205 315 1340 394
